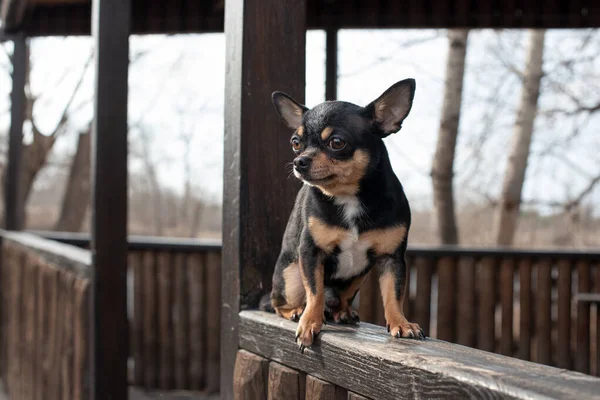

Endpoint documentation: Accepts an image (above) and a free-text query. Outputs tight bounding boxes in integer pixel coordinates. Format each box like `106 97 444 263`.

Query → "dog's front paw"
387 317 426 340
295 312 323 353
331 307 360 324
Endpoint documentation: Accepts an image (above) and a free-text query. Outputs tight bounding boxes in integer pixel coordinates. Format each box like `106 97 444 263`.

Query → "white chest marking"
332 196 369 280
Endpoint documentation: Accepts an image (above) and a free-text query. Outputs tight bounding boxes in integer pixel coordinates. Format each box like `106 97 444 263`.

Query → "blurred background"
1 28 598 248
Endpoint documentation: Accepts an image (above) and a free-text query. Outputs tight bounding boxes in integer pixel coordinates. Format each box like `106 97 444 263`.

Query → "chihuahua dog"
264 79 425 352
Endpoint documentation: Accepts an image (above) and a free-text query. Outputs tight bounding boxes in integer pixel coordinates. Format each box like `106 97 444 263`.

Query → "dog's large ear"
271 92 308 130
364 79 416 137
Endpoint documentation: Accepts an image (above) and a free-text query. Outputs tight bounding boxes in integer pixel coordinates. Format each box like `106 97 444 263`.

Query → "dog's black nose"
294 156 311 171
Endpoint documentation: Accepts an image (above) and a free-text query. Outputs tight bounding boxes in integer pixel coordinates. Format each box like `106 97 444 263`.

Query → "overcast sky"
1 28 598 214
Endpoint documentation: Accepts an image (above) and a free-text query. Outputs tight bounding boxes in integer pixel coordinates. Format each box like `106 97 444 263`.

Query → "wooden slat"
576 260 590 373
305 375 346 400
142 251 158 388
61 271 76 400
536 259 552 365
24 255 38 400
206 251 221 393
437 256 457 342
233 350 269 400
415 257 433 335
173 253 189 389
34 257 47 400
7 249 23 397
131 251 144 385
456 256 475 347
557 259 572 369
500 258 514 356
478 257 496 352
46 267 61 399
157 251 173 389
73 278 90 400
268 362 303 400
240 311 600 400
188 253 205 390
596 264 600 377
519 258 533 360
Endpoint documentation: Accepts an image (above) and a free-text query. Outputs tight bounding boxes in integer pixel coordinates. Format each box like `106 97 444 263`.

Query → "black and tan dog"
263 79 425 351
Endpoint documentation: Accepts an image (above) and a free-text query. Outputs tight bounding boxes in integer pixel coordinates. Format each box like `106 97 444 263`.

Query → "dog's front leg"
295 242 325 352
376 255 425 339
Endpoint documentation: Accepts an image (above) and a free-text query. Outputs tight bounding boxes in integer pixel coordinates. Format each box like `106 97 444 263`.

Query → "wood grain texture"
500 258 514 356
157 251 173 389
188 253 205 390
478 257 497 352
437 256 457 342
131 251 144 386
233 350 269 400
239 310 600 400
142 251 158 388
306 375 346 400
518 258 532 361
173 253 189 389
415 257 433 335
221 0 306 396
456 256 475 347
268 362 303 400
536 259 552 365
556 259 572 369
206 251 221 393
576 260 590 373
347 393 371 400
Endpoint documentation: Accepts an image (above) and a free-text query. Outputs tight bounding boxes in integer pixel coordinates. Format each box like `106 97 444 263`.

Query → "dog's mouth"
293 168 335 184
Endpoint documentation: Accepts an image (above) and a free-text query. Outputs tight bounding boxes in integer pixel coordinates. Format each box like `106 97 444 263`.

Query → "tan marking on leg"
308 217 348 254
379 271 422 338
275 305 305 321
320 126 334 141
282 262 305 308
296 261 325 349
360 225 407 255
296 126 304 137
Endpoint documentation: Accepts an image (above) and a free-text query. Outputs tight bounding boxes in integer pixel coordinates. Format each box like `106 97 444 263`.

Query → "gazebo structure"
1 1 600 399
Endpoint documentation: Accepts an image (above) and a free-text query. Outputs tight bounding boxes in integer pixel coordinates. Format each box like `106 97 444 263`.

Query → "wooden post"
4 34 26 231
222 0 306 398
90 0 131 398
325 27 338 101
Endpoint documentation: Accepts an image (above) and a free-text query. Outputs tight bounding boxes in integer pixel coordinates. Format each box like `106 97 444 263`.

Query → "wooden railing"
0 231 92 399
32 231 222 393
234 311 600 400
35 231 600 387
359 247 600 375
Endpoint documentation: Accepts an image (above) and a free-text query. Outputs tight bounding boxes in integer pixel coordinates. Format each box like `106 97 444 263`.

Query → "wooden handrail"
239 311 600 400
1 230 91 277
29 230 600 259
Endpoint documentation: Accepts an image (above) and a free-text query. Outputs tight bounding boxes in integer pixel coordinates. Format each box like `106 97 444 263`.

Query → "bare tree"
494 30 546 246
54 130 91 231
431 29 469 245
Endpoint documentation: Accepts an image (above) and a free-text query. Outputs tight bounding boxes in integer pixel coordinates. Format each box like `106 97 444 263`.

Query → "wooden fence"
234 311 600 400
35 231 600 389
34 231 222 392
358 248 600 375
0 231 92 400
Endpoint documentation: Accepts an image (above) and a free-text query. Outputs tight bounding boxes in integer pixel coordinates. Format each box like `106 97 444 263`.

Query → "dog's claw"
299 344 305 354
387 324 390 333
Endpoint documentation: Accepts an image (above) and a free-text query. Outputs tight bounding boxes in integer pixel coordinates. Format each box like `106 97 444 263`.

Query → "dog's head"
272 79 415 197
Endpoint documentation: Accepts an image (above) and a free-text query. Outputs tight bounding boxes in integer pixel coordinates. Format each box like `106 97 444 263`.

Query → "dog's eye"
291 137 301 151
329 138 346 150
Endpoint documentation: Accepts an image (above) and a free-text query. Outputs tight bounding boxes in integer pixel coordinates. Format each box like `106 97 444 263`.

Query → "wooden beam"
90 0 130 398
0 0 28 31
221 0 306 398
4 35 26 231
239 311 600 400
325 27 337 101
